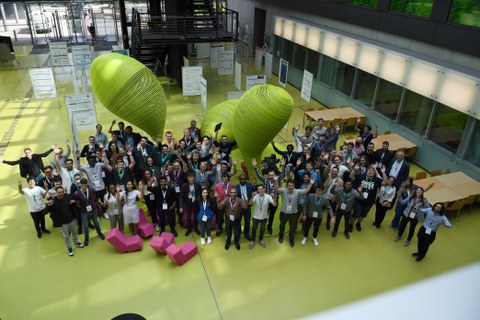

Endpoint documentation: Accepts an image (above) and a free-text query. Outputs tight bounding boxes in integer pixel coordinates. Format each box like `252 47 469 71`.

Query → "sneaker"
403 240 410 247
185 229 192 236
98 233 105 240
313 238 319 246
301 237 308 246
393 235 401 242
77 227 83 235
289 240 295 247
332 231 337 238
172 230 178 237
103 213 109 220
68 248 74 256
412 252 419 257
74 242 84 248
356 223 362 231
259 240 266 248
249 241 255 249
225 243 230 250
344 232 350 240
155 224 160 232
200 237 206 245
278 237 283 244
84 238 89 246
37 232 42 238
415 256 424 262
235 243 240 250
41 229 51 234
207 237 212 244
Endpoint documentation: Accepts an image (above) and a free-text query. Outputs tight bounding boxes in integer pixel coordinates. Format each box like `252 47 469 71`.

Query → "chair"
138 209 155 238
166 242 198 266
106 228 143 253
444 168 451 174
345 135 354 140
384 130 391 135
446 198 467 221
339 105 348 108
150 232 175 254
415 172 427 180
431 169 442 177
318 106 327 110
306 107 315 112
342 117 358 133
463 194 479 216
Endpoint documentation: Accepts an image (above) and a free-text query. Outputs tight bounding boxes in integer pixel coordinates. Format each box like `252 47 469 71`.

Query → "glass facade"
465 120 480 166
346 0 378 9
398 90 432 134
389 0 433 17
294 44 306 70
429 103 468 153
335 62 356 96
448 0 480 28
354 70 377 106
306 49 320 78
374 79 402 119
319 55 337 87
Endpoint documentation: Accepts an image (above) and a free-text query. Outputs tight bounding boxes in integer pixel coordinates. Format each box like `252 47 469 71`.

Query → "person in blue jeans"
197 188 215 246
73 178 105 246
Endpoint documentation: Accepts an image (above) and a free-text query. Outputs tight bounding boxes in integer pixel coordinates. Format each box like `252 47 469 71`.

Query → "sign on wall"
301 70 314 103
278 58 289 88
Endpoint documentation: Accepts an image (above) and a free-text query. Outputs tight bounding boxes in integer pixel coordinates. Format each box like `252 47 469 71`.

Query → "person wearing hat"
188 119 201 140
73 178 105 246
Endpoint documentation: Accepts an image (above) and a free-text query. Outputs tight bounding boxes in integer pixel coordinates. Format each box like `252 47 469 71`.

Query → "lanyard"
240 185 247 197
315 195 322 207
230 198 237 211
80 188 89 200
202 200 207 211
161 188 167 202
286 191 295 203
68 170 74 182
258 195 265 209
118 170 124 181
30 189 37 204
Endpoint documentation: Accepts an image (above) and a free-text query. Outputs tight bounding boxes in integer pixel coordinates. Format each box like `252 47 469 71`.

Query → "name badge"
409 211 416 219
229 214 235 221
175 186 180 193
286 205 292 212
340 203 347 211
425 227 432 235
202 215 208 222
149 194 155 201
120 185 125 191
313 211 318 218
162 203 168 210
363 192 369 199
86 205 92 212
101 171 106 178
113 209 119 215
94 181 101 188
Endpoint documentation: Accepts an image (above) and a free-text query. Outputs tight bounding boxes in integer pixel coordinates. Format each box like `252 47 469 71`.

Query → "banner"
301 70 314 103
278 59 289 88
49 42 69 67
210 45 224 68
182 66 203 96
218 50 234 76
200 76 207 111
29 68 57 99
265 52 273 78
246 74 266 91
234 61 242 90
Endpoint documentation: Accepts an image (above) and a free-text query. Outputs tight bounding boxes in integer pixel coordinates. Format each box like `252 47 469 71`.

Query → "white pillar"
13 4 19 23
0 4 7 31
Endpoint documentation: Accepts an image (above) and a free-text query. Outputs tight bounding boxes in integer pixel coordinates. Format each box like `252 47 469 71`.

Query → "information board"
72 45 91 71
301 70 314 103
278 59 289 88
210 45 224 68
182 66 203 96
246 74 266 91
218 50 234 76
265 52 273 78
234 61 242 90
200 76 207 111
49 42 69 67
29 68 57 99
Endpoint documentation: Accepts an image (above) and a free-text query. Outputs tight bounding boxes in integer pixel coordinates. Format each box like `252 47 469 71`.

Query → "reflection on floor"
0 48 479 320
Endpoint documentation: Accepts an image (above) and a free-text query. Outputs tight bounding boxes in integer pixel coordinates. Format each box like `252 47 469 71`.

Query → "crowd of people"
0 117 452 261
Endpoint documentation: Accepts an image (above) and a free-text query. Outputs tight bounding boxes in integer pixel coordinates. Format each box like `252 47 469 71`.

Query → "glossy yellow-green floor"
1 47 479 320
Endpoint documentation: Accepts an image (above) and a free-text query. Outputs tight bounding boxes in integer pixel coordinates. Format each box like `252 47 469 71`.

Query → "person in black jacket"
1 146 55 184
179 172 202 236
374 141 394 170
149 176 177 236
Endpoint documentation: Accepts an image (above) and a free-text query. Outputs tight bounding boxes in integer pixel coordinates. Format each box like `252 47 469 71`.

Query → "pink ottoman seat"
166 242 198 266
106 228 142 253
150 232 175 254
138 209 155 238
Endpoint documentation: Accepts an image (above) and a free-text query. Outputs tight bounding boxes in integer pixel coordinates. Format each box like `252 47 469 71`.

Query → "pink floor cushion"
138 209 155 238
106 228 142 253
166 241 198 266
150 232 175 254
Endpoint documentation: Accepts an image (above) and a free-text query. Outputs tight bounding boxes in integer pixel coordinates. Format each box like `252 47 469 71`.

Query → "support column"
0 4 7 32
13 4 19 23
118 0 129 49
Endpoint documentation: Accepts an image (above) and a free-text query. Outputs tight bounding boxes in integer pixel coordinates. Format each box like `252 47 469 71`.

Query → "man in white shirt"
54 150 81 194
18 177 50 238
249 185 276 249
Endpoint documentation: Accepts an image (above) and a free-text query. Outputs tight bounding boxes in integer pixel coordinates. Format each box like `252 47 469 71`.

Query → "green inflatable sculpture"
90 53 167 140
233 84 293 176
201 99 239 141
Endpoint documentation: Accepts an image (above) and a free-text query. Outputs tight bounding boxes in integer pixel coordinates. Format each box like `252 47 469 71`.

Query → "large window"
285 40 294 64
398 90 432 134
294 44 306 70
448 0 480 28
346 0 378 8
374 79 402 119
335 62 356 96
465 120 480 167
429 103 468 153
389 0 433 17
354 70 377 107
319 55 337 87
306 49 320 79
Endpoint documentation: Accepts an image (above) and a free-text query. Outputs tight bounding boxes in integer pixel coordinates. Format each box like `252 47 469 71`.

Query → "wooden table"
344 133 417 154
414 172 480 205
303 107 366 127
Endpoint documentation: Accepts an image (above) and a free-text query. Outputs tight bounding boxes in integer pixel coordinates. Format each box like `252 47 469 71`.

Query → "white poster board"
234 61 242 90
218 50 234 76
246 74 266 91
72 45 91 71
278 59 289 88
265 52 273 78
254 48 263 71
183 56 189 67
196 43 210 58
301 70 314 103
210 45 224 68
200 76 207 111
29 68 57 99
227 91 245 100
49 42 69 67
182 66 203 96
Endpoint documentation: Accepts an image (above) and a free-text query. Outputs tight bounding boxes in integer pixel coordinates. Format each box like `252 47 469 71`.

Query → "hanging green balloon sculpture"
201 99 239 142
90 53 167 140
233 85 293 176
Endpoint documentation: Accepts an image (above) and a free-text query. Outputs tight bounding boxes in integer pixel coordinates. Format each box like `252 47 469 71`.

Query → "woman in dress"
394 187 429 247
102 184 124 232
120 180 144 235
197 188 215 245
373 176 396 228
